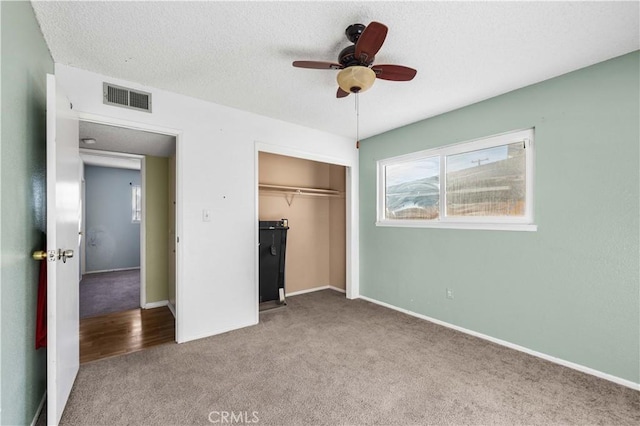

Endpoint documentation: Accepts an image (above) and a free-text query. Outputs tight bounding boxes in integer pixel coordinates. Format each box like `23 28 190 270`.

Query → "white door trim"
253 141 359 322
140 156 146 309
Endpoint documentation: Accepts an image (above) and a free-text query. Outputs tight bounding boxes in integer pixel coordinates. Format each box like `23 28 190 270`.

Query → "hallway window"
132 185 142 223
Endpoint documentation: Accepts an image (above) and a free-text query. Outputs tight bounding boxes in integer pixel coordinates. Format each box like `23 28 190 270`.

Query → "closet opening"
257 151 347 311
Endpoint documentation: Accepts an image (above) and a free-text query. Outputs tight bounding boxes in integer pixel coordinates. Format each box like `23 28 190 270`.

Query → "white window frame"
376 128 536 231
131 184 142 223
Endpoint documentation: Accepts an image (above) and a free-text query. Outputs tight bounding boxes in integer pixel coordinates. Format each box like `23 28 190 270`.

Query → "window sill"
375 221 537 232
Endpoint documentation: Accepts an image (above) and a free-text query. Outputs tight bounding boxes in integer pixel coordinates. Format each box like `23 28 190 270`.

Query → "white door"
46 74 80 425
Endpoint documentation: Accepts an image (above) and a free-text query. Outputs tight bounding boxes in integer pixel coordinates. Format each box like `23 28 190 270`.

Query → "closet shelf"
259 184 343 206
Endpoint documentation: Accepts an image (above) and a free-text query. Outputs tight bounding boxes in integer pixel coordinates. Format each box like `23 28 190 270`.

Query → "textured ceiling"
33 1 639 139
79 121 176 157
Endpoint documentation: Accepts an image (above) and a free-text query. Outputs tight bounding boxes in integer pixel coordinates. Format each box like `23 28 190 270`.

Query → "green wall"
359 51 639 384
145 156 169 303
0 1 53 423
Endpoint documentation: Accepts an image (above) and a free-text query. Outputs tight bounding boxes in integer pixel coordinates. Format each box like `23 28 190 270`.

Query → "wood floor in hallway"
80 306 175 364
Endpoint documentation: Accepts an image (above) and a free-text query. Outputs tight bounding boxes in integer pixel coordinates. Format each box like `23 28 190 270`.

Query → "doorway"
80 155 142 318
78 120 178 362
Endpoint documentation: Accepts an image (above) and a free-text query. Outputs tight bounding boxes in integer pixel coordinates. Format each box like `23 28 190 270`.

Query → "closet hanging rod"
258 184 341 197
260 189 340 199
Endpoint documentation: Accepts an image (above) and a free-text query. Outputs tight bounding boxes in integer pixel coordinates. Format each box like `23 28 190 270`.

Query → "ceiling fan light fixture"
337 66 376 94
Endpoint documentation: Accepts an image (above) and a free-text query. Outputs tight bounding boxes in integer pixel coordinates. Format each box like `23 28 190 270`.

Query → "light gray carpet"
59 290 638 425
80 269 140 318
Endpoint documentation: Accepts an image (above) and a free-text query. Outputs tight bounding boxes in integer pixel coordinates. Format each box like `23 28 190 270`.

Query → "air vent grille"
107 85 128 106
129 91 149 110
103 83 152 113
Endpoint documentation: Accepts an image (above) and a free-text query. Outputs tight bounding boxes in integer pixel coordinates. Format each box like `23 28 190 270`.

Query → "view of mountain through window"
385 156 439 219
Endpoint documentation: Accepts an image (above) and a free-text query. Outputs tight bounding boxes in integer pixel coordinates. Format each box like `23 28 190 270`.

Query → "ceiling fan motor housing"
339 45 374 68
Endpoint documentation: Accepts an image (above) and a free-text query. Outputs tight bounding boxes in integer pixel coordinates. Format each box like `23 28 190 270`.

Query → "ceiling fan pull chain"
355 92 360 149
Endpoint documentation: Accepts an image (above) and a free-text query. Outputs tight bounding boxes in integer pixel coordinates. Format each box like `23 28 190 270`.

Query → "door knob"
59 249 74 263
32 251 47 261
32 249 74 262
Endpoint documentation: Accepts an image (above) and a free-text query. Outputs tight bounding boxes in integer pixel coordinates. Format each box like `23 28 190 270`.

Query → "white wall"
56 64 358 343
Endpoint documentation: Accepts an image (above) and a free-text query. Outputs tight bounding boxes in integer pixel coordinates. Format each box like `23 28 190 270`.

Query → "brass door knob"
32 249 74 262
32 250 47 261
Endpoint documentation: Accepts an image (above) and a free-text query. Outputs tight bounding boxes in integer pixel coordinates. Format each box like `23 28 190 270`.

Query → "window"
131 185 142 223
377 129 535 231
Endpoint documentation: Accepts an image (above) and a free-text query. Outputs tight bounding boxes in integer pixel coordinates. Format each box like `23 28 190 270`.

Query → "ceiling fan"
292 21 417 98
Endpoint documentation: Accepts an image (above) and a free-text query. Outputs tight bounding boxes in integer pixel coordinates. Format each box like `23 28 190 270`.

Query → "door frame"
77 112 183 342
254 141 358 315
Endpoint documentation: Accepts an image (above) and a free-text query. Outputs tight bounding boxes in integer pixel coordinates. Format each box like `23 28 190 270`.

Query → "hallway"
80 307 175 364
80 270 140 318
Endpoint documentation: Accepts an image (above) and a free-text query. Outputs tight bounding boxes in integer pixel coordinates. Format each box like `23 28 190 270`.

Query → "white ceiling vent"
103 82 152 113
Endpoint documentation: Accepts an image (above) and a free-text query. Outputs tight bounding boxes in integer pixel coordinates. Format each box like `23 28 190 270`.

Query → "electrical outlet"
446 288 454 300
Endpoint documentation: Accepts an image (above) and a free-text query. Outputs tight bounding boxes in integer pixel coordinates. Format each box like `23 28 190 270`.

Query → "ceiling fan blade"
293 61 342 70
355 22 388 63
337 87 350 98
372 65 417 81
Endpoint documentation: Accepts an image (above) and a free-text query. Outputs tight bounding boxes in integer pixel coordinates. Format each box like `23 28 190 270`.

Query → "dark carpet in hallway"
80 269 140 318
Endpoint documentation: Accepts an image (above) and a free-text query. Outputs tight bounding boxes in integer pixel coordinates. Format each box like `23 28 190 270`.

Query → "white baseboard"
328 285 346 293
167 301 176 318
358 295 640 391
286 285 346 297
30 391 46 426
286 286 329 297
144 300 168 309
84 266 140 274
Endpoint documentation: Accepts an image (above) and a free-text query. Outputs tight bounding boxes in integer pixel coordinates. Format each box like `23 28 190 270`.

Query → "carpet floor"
80 269 140 319
59 290 638 425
